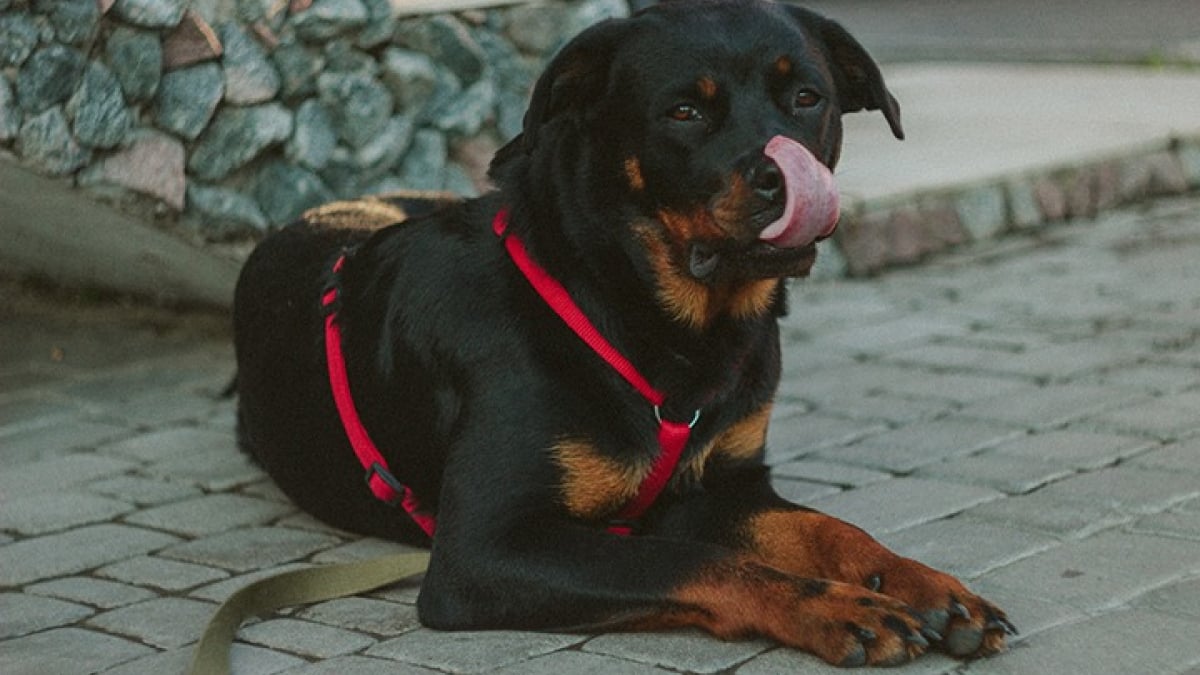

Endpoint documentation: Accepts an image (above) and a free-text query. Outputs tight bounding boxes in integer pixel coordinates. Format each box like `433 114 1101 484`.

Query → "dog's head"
493 0 902 327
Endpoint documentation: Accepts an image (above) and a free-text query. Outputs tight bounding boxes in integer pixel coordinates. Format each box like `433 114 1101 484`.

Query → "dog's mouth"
685 136 838 281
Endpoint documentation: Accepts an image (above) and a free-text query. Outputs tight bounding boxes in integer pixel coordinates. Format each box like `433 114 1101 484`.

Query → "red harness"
322 209 697 538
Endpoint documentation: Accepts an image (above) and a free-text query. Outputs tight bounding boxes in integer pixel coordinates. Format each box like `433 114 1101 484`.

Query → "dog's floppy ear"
787 7 904 140
518 18 633 153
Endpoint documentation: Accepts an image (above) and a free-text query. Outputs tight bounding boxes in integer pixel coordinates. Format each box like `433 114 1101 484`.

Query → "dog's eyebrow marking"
625 156 646 192
697 76 719 100
774 55 793 76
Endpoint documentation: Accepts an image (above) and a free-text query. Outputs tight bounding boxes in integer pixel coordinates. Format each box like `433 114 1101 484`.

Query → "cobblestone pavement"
3 195 1200 674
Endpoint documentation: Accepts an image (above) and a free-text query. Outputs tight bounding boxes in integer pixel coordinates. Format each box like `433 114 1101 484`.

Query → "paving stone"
813 390 953 424
771 477 841 504
771 458 891 487
0 593 94 639
956 383 1145 430
970 609 1200 675
26 576 157 609
964 489 1131 539
976 531 1200 613
879 517 1058 579
913 452 1074 494
735 646 959 674
957 583 1085 640
87 473 203 506
1089 390 1200 440
105 643 306 675
278 654 442 674
99 426 232 462
1130 437 1200 473
0 452 136 498
0 491 134 535
144 444 265 491
240 617 377 658
0 627 155 674
161 527 340 572
1135 577 1200 621
807 478 1002 535
816 418 1023 473
98 555 229 591
367 629 585 673
1129 510 1200 541
1030 464 1200 516
87 596 217 649
491 650 672 675
990 429 1158 470
152 61 223 140
299 597 420 636
124 493 294 536
763 412 888 464
583 630 771 674
0 524 180 586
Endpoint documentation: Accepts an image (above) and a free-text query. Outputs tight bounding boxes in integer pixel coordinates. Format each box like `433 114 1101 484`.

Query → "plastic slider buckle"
365 462 405 506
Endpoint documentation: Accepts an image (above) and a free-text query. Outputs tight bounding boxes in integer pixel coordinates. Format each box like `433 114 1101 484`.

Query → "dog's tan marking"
697 76 719 100
303 198 409 231
635 219 782 330
553 439 645 520
774 55 793 76
625 156 646 192
679 403 771 484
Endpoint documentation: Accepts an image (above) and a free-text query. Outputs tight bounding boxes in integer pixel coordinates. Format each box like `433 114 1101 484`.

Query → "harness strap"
323 255 436 538
492 209 697 535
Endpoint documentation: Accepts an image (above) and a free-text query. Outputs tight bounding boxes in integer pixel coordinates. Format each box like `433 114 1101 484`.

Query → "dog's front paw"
865 560 1016 658
788 581 936 667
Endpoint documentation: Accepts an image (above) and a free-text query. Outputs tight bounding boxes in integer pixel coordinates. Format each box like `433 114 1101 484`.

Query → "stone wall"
0 0 629 242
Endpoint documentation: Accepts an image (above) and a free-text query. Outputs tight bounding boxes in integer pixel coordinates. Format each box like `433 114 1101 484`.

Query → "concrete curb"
827 136 1200 276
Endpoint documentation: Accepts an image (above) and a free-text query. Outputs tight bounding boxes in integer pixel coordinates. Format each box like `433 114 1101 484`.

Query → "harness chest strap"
322 210 697 538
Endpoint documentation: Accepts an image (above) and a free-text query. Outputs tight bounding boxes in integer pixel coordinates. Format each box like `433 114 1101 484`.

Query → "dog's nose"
749 159 784 204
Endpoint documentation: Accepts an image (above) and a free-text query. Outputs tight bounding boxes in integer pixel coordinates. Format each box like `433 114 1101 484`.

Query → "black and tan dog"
233 0 1014 666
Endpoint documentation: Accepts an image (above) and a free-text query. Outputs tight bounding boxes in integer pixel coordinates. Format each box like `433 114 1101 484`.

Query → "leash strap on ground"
187 551 431 675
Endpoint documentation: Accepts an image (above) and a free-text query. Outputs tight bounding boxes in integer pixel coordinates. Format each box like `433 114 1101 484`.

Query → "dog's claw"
949 599 971 621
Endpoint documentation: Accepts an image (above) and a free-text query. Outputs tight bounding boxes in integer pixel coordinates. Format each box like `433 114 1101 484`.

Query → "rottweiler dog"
233 0 1014 666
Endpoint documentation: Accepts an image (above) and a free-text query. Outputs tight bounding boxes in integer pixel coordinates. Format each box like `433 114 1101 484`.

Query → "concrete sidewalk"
4 2 1200 673
3 192 1200 674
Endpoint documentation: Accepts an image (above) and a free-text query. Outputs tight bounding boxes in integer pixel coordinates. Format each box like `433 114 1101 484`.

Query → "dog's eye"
668 104 704 123
792 89 822 111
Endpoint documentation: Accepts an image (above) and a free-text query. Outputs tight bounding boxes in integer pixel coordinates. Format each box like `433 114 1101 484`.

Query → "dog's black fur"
234 1 1012 665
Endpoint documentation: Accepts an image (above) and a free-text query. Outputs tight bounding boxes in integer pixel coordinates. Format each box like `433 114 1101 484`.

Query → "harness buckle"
653 405 701 428
364 462 406 507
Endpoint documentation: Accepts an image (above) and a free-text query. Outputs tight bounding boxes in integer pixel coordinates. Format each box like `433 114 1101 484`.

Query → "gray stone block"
967 609 1200 675
807 477 1002 535
219 22 281 105
818 418 1022 473
991 429 1156 471
957 383 1145 431
124 493 294 537
0 524 180 586
879 517 1057 579
26 577 157 610
98 555 229 592
736 646 959 674
36 0 100 44
239 617 377 659
185 183 271 238
914 452 1073 495
0 13 39 67
956 183 1009 240
0 627 154 674
764 412 887 465
87 597 217 649
0 492 134 535
291 0 369 42
105 26 162 102
1092 390 1200 441
161 527 339 573
274 654 441 674
16 45 87 114
1131 437 1200 473
111 0 188 28
87 474 203 506
977 531 1200 612
772 458 891 487
16 106 90 175
1032 465 1200 515
367 629 585 673
153 62 224 141
187 102 294 180
583 630 771 674
0 593 94 639
253 161 336 225
299 597 420 637
0 453 136 500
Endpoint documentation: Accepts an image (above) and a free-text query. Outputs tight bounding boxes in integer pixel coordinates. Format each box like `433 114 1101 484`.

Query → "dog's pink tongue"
757 136 840 249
